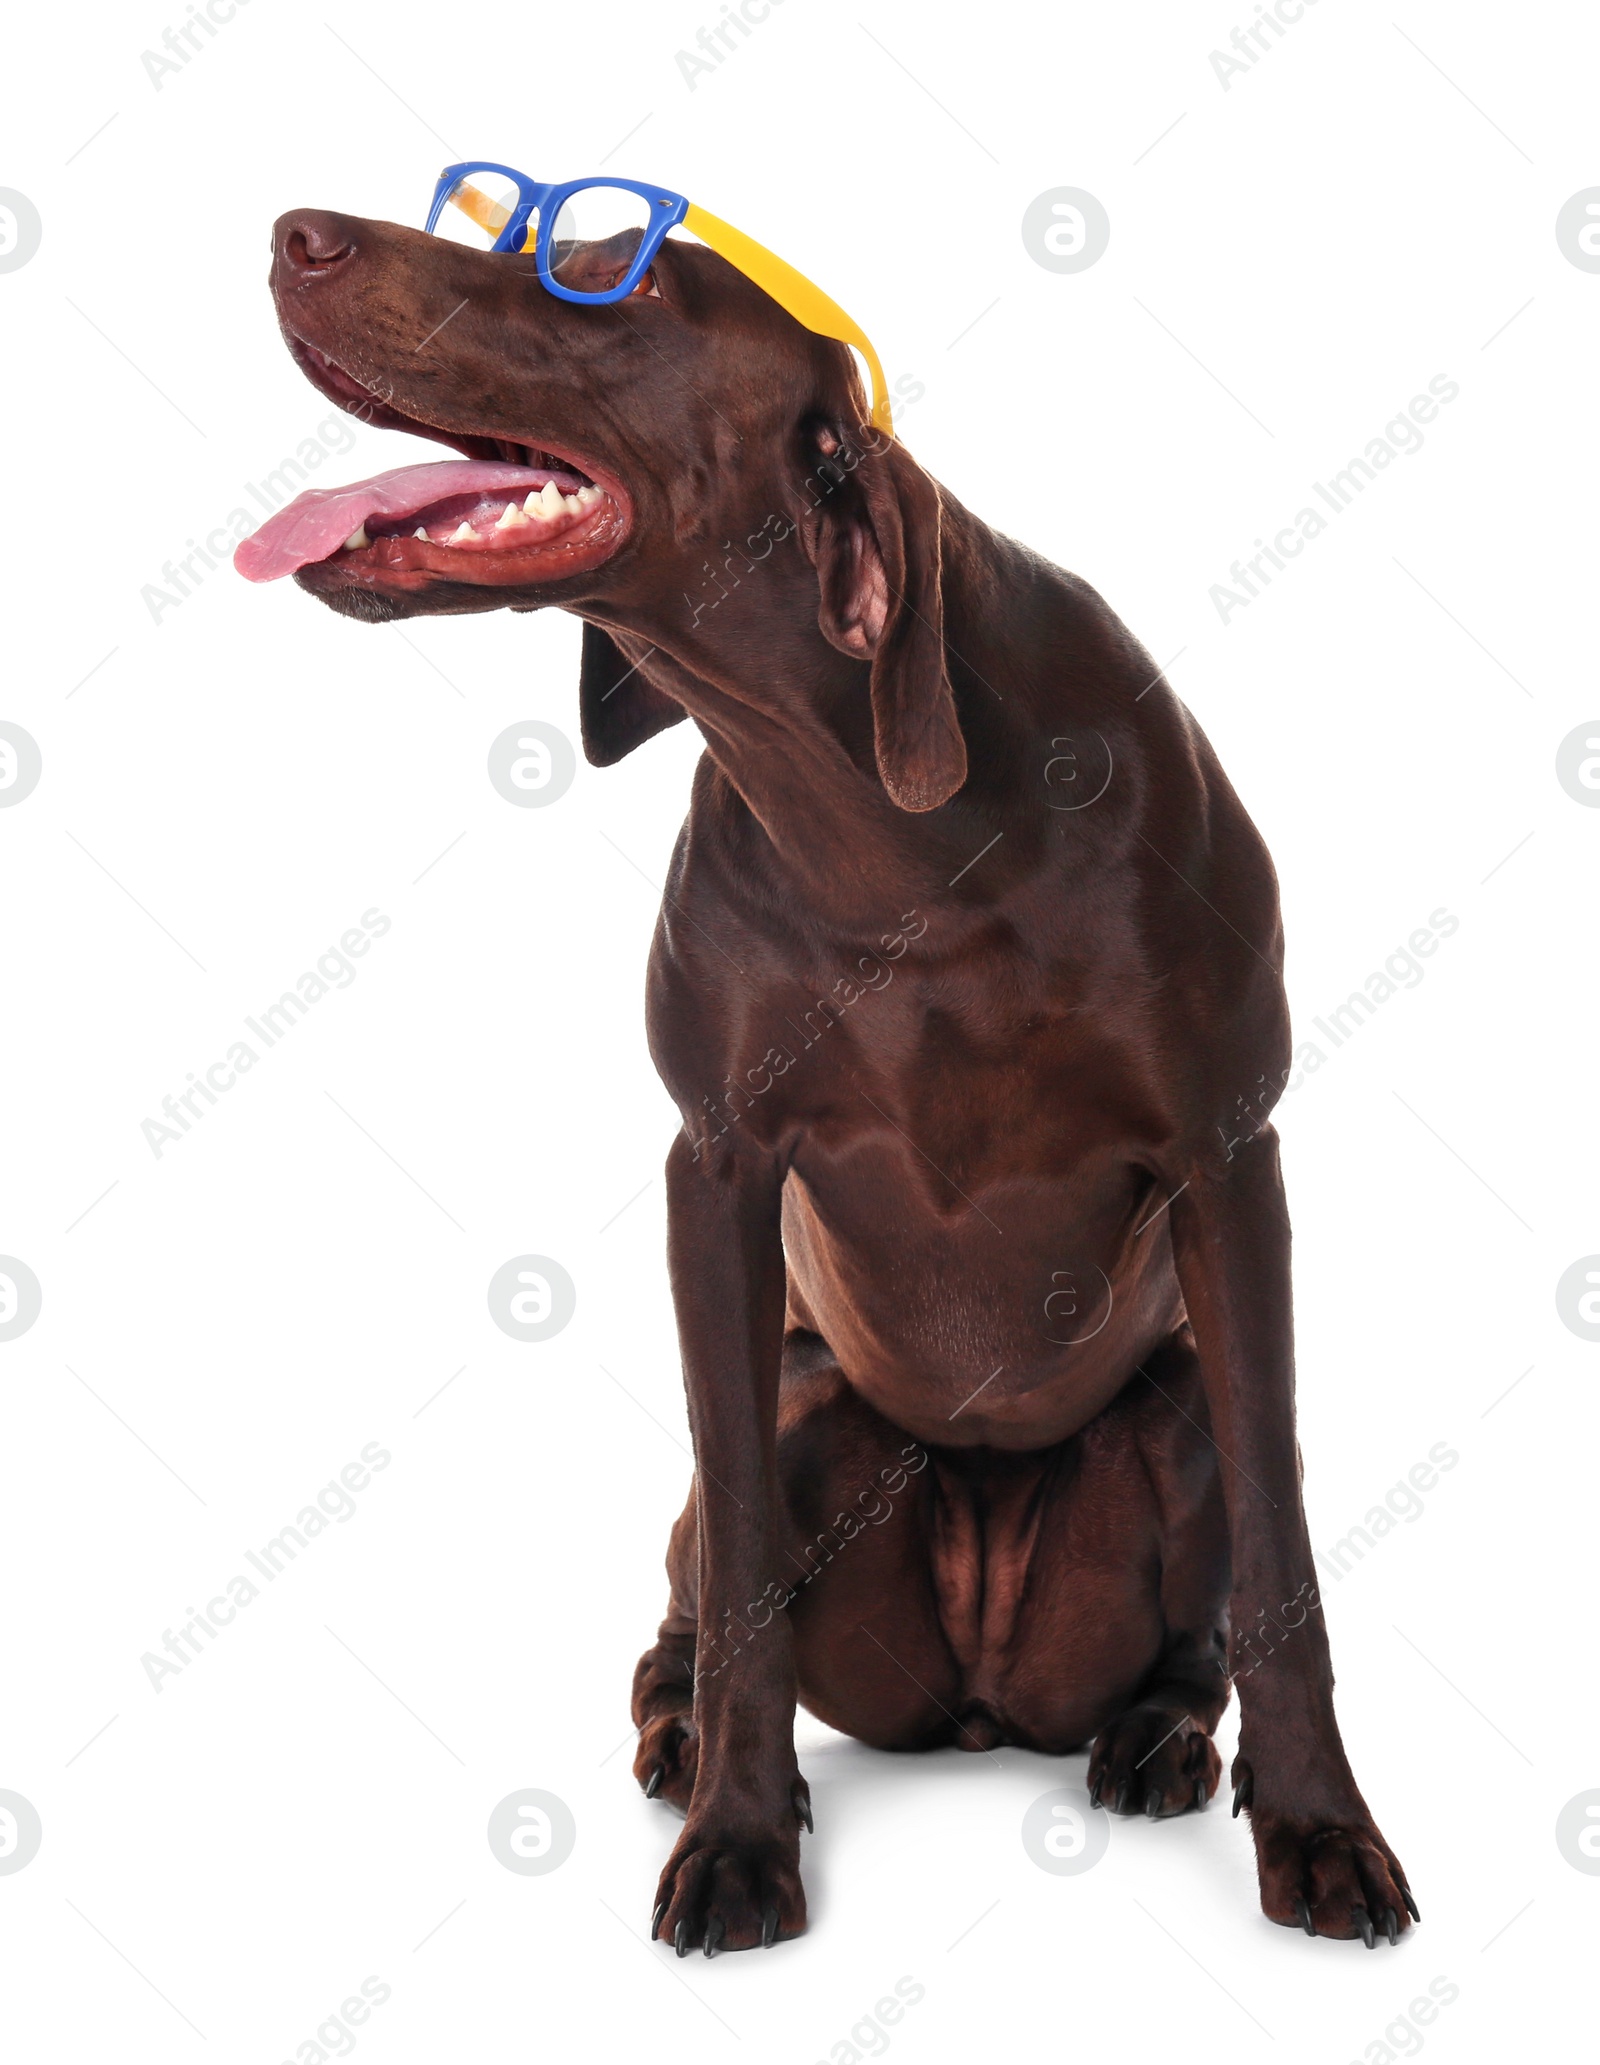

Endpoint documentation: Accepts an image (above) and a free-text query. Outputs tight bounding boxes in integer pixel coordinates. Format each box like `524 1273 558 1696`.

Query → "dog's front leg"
1169 1130 1417 1946
650 1131 807 1955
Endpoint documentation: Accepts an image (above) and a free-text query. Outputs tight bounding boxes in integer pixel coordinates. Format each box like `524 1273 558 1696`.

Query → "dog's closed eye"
550 236 662 301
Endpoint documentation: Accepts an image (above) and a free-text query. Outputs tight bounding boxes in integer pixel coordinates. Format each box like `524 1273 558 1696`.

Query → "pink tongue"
233 461 570 582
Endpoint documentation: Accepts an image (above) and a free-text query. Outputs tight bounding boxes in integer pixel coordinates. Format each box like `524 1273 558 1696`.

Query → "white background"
1 0 1594 2058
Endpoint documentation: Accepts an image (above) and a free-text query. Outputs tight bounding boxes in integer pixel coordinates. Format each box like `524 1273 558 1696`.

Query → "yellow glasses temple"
449 180 511 236
683 204 893 438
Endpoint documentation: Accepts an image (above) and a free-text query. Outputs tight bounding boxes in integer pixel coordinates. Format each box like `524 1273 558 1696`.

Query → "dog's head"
241 207 965 811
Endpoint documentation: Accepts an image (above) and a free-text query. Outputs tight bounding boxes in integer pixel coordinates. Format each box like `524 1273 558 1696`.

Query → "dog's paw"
1088 1704 1220 1817
1239 1770 1417 1945
651 1788 810 1955
634 1712 698 1812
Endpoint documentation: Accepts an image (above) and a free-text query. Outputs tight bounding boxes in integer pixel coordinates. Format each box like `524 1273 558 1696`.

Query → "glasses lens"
434 171 520 250
546 183 658 294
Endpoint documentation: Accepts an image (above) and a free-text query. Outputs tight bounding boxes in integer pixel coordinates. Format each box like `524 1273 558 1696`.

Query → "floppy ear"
577 622 687 767
811 436 967 812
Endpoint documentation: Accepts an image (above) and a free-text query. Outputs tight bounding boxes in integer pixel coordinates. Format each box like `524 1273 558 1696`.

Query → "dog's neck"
587 499 1033 932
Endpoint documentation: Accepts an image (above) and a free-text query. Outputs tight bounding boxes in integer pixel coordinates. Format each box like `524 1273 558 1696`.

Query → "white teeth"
342 523 369 551
448 522 476 545
563 493 582 515
538 479 565 518
496 500 531 530
522 489 542 516
413 527 429 540
576 485 600 507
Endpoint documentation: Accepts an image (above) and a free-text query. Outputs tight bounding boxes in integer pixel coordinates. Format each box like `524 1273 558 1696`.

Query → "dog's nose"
274 210 360 281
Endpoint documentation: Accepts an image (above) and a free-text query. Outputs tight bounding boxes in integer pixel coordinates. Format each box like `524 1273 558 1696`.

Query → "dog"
244 204 1416 1958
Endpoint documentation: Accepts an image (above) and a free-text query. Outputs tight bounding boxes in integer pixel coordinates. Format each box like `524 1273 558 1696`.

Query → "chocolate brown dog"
247 207 1416 1957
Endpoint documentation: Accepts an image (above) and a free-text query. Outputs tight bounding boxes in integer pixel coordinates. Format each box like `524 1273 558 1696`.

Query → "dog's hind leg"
1086 1631 1229 1818
1084 1330 1232 1819
631 1328 951 1812
631 1495 701 1810
775 1333 961 1751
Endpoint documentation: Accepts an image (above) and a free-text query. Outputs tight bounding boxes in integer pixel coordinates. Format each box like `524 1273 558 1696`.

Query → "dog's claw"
794 1787 814 1834
1231 1780 1249 1818
1113 1780 1129 1814
1146 1788 1164 1819
674 1919 691 1959
761 1905 779 1949
1294 1895 1315 1936
1352 1904 1376 1950
703 1917 725 1959
1192 1776 1206 1811
650 1900 667 1941
1401 1884 1421 1923
1089 1773 1104 1809
1381 1906 1399 1946
644 1764 665 1800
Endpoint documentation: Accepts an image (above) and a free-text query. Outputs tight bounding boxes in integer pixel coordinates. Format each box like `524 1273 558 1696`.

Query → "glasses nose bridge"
498 175 553 254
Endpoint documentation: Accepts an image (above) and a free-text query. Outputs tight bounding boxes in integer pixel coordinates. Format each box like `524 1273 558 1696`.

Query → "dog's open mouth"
235 341 628 590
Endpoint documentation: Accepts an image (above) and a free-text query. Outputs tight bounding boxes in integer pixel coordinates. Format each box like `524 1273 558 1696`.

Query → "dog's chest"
735 956 1169 1171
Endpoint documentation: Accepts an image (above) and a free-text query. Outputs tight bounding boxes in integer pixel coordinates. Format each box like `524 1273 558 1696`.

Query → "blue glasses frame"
424 162 689 305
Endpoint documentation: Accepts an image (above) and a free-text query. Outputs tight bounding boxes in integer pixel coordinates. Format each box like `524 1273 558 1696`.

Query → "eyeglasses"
424 162 893 438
